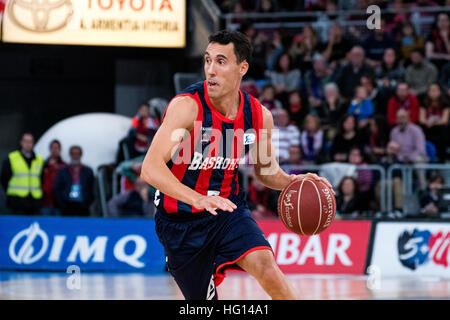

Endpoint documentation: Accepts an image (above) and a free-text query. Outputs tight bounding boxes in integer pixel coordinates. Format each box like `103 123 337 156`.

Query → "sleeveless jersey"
155 81 263 219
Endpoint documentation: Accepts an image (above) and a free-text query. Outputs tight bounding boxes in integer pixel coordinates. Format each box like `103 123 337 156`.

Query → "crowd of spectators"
234 4 450 219
1 3 449 220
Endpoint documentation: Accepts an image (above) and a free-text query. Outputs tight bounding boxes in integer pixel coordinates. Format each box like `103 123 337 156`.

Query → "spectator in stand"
247 174 278 220
1 133 43 215
267 52 301 104
361 75 394 117
375 47 405 90
362 19 397 68
240 78 260 98
419 83 450 162
302 53 332 110
286 89 308 128
439 61 450 97
314 82 347 127
320 22 354 66
385 0 407 36
377 140 404 212
348 146 374 210
335 46 375 101
405 49 438 99
387 82 420 126
259 84 283 112
390 109 427 163
425 12 450 70
116 155 145 193
347 85 374 129
107 177 155 218
127 102 160 159
53 145 94 216
330 114 366 162
365 115 390 163
289 25 319 74
281 145 304 175
336 176 363 217
272 108 301 164
239 22 268 79
300 114 325 164
41 140 66 216
391 109 429 190
398 21 425 65
419 173 445 217
256 0 277 13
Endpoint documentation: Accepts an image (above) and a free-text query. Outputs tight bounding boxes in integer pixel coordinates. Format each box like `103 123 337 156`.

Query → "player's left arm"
251 105 334 192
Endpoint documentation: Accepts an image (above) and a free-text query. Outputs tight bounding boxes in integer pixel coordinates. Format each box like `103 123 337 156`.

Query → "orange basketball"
277 178 336 236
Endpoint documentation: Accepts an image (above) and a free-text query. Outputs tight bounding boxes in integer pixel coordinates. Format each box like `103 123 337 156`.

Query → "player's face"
204 42 248 99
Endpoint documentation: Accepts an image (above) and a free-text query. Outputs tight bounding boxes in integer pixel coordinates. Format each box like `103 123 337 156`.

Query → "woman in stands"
419 83 450 162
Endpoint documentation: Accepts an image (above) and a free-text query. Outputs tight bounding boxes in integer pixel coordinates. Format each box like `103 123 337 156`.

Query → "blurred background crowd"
1 0 450 221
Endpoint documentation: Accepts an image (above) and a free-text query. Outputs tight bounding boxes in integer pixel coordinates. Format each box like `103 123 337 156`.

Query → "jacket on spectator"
42 157 66 207
387 94 420 125
405 61 438 96
53 165 94 213
1 150 44 214
390 123 427 163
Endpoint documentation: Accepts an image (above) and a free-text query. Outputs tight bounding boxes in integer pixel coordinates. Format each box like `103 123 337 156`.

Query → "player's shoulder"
258 102 274 128
162 94 199 125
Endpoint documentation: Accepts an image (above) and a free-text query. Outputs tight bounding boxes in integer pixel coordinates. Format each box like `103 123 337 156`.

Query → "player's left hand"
289 173 335 196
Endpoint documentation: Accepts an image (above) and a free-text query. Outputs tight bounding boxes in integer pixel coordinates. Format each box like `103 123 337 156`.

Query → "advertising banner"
371 222 450 278
257 220 372 274
2 0 186 47
0 216 166 272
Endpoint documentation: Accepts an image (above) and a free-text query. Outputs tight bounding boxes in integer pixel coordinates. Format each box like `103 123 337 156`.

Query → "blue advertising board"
0 216 166 272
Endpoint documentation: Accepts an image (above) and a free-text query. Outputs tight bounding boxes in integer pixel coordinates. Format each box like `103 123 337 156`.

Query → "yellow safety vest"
6 150 44 199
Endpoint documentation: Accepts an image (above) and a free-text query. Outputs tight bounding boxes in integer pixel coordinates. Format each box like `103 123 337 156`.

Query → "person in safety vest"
1 133 44 215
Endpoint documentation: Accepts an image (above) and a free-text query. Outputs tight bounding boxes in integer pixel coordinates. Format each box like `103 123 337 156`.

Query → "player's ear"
239 60 249 77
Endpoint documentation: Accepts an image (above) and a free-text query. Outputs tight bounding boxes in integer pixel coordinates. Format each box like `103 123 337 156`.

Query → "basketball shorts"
154 205 273 300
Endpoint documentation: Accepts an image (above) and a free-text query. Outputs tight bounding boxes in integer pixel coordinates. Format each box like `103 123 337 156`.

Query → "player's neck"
209 90 241 120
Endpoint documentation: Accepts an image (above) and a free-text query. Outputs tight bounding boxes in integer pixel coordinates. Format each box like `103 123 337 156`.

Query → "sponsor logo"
398 229 450 270
7 0 73 32
243 133 255 145
282 190 296 228
322 187 334 229
187 151 242 171
8 222 147 268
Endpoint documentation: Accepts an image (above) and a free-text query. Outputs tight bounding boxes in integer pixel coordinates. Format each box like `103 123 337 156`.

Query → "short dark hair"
49 139 61 148
69 145 82 155
208 30 252 64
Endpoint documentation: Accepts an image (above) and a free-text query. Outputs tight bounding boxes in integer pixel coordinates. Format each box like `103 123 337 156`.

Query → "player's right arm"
140 96 236 215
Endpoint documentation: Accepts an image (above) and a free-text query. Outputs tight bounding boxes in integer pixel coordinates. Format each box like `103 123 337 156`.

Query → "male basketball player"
141 30 333 300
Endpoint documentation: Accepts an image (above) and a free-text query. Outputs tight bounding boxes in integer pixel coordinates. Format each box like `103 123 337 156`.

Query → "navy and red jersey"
155 81 263 220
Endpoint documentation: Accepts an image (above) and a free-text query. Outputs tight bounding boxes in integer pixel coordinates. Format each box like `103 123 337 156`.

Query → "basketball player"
141 30 333 300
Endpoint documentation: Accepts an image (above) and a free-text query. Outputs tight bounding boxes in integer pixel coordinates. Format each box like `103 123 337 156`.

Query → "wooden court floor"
1 271 449 300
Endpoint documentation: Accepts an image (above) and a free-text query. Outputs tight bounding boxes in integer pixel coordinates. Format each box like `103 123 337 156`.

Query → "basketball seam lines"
310 180 322 235
297 179 306 236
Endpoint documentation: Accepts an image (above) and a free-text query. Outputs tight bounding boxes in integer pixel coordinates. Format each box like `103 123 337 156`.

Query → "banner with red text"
2 0 185 47
257 220 372 274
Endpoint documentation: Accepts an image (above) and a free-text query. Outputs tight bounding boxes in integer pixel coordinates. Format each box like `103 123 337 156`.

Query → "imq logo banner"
371 222 450 278
0 216 166 271
2 0 186 47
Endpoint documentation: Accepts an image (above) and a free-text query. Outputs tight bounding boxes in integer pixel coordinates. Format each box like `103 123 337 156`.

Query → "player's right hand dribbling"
193 195 237 215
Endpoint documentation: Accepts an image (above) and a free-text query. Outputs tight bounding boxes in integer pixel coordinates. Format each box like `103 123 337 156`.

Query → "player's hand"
289 173 335 196
193 195 237 216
